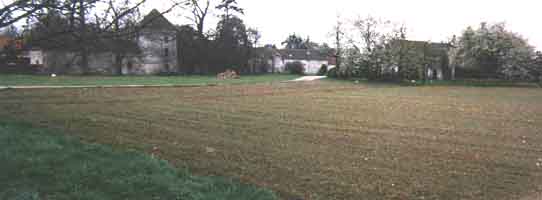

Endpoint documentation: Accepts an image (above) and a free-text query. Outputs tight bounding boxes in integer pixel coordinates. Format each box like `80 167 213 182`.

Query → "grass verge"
0 120 277 200
0 74 299 87
420 79 541 87
323 77 541 88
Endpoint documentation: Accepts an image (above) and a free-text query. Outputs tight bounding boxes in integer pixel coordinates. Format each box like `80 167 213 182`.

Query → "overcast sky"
153 0 542 49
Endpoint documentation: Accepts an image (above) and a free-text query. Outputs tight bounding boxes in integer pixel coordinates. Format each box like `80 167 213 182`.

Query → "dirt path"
290 76 327 82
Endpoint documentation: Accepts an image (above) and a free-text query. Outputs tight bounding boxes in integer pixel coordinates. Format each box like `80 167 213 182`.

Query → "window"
164 48 169 57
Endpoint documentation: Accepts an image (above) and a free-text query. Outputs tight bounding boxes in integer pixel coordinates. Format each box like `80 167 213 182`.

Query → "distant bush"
317 64 328 76
327 67 338 78
285 61 305 75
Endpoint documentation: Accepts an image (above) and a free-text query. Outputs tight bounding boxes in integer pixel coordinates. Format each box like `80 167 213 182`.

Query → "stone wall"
137 30 178 74
42 51 116 74
39 29 179 75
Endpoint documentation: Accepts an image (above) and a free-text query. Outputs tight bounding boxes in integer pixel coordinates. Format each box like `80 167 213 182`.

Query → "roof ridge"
139 9 176 30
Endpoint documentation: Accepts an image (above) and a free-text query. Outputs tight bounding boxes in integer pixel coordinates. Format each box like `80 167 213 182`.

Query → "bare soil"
1 81 541 200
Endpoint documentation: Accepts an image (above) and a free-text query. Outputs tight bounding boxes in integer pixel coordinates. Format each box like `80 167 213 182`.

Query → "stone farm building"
28 9 177 75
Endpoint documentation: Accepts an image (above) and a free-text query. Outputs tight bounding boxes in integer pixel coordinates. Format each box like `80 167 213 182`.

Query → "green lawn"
0 74 299 86
0 120 277 200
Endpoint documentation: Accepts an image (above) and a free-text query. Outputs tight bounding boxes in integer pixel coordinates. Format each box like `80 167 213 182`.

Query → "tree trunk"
335 28 342 71
451 65 456 80
177 39 183 74
197 21 205 37
271 58 275 73
397 45 405 82
80 49 89 74
79 0 89 74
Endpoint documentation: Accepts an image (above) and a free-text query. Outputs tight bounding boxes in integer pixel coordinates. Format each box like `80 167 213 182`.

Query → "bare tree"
246 27 260 47
1 25 20 37
26 0 187 74
447 35 458 80
0 0 63 29
353 16 389 53
187 0 210 37
102 0 143 75
392 23 407 80
352 15 391 79
77 0 89 73
332 15 344 70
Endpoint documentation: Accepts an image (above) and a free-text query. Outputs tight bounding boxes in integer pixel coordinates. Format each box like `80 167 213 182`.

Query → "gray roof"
139 9 177 31
252 47 281 59
389 40 452 57
278 49 328 61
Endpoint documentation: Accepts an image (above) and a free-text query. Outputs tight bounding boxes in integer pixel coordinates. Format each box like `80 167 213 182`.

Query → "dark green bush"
317 64 328 76
327 67 338 78
285 61 305 75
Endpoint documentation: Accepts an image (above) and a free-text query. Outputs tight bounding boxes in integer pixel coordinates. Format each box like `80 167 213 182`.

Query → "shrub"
285 61 305 75
317 64 328 76
338 67 354 79
327 67 338 78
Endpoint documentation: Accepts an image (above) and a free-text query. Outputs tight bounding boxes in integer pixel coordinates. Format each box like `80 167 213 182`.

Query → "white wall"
29 50 43 65
283 59 328 75
272 56 285 72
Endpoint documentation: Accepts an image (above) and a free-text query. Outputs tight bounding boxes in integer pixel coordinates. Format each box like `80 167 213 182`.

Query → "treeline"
450 23 542 81
1 0 152 74
176 0 262 75
330 16 542 83
0 0 260 75
177 1 260 75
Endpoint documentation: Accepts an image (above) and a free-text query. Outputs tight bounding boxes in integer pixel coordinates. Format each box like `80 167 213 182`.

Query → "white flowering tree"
453 22 537 80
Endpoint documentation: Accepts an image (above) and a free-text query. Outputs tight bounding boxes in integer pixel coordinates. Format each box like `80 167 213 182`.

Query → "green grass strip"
0 121 277 200
0 75 299 87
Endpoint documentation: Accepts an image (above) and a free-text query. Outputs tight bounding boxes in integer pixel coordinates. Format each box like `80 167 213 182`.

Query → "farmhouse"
279 49 331 74
29 9 177 75
249 46 334 74
248 47 284 73
130 9 178 74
